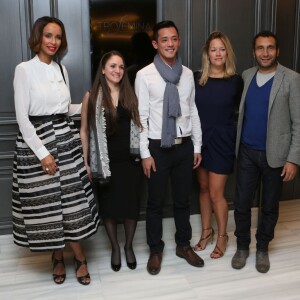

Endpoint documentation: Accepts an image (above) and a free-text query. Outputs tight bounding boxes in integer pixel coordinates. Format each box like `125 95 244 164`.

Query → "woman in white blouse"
12 16 99 285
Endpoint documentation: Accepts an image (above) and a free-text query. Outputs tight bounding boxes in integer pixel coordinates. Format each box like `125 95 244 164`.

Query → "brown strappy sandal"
194 227 215 251
210 233 229 259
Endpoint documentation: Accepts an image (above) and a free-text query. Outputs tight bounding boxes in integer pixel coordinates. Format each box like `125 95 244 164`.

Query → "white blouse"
13 55 81 161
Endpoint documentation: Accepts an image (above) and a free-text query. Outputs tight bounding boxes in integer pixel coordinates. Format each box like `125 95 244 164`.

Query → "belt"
29 114 67 122
149 136 191 146
174 136 191 145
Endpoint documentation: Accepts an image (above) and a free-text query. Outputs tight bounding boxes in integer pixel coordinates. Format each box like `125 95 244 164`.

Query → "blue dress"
194 72 243 174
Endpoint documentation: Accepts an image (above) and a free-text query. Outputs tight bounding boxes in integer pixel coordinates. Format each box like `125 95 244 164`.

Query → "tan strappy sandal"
194 227 215 251
210 233 229 259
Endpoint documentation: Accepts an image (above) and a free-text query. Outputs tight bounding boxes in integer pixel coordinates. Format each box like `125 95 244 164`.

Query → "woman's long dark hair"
88 51 142 135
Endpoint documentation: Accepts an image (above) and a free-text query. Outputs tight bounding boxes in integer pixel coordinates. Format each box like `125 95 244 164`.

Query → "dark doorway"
90 0 157 83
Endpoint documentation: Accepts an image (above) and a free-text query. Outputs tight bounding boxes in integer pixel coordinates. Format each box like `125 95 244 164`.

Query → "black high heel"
124 247 137 270
74 257 90 285
111 248 121 272
111 261 121 272
126 260 137 270
52 253 66 284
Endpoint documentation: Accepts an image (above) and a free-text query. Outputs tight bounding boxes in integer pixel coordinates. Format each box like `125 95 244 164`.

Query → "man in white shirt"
135 20 203 275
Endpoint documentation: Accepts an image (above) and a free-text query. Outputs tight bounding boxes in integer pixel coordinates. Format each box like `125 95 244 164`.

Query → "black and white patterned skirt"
12 115 100 251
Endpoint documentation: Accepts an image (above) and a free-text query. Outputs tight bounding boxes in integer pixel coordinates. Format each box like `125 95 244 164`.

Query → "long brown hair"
199 31 236 86
88 51 142 135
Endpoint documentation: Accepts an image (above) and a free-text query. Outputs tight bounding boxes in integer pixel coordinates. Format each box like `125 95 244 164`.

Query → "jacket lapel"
240 68 257 112
268 64 284 113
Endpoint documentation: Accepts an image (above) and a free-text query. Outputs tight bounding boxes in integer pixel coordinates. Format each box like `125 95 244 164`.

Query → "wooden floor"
0 199 299 300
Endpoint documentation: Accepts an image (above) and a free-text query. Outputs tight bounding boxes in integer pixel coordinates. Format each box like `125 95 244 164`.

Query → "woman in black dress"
193 32 243 258
81 51 142 271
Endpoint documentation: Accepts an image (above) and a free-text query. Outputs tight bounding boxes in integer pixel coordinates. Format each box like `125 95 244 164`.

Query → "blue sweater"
241 75 274 151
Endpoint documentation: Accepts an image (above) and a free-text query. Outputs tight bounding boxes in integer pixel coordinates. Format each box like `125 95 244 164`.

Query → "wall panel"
0 1 23 115
163 0 189 65
215 0 257 74
276 0 297 70
32 0 51 20
190 0 206 71
58 0 91 102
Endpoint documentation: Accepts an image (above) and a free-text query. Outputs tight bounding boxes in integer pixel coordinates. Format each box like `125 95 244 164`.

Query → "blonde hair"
199 31 236 86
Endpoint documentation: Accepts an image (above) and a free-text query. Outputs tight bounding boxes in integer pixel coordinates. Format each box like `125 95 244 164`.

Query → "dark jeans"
234 144 283 252
146 138 194 254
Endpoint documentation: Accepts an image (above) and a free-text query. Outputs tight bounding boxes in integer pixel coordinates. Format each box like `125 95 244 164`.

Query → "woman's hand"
85 164 93 182
80 92 92 181
41 154 57 176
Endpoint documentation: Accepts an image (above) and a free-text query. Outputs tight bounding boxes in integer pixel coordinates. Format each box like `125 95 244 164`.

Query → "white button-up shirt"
13 55 81 160
135 62 202 159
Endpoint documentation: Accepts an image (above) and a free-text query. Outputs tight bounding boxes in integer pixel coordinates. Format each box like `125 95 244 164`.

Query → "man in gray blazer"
232 31 300 273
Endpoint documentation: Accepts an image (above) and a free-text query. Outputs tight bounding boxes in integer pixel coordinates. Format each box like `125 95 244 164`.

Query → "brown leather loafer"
176 246 204 267
147 252 163 275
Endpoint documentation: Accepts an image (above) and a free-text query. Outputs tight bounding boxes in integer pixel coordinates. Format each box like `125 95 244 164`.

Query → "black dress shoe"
176 246 204 267
147 252 162 275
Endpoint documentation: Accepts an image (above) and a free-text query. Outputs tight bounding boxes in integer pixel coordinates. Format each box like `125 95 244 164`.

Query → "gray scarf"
153 54 182 148
90 89 110 180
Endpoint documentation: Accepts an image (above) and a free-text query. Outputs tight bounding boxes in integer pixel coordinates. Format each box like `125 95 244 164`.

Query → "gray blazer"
236 63 300 168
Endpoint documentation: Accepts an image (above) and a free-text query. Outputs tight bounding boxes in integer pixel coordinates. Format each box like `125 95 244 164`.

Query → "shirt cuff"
36 146 50 161
194 145 201 154
140 149 151 159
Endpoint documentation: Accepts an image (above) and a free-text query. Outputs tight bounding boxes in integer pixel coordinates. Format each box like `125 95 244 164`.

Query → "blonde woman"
194 32 243 258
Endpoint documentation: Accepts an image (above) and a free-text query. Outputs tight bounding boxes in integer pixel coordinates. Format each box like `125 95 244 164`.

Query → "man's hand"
142 156 156 178
281 162 298 181
193 153 202 169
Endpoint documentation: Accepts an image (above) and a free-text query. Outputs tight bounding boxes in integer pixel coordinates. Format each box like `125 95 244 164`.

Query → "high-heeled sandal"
74 257 90 285
52 253 66 284
210 233 229 259
194 227 215 251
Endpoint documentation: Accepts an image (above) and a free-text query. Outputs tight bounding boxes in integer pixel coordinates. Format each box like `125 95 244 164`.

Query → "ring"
46 168 49 171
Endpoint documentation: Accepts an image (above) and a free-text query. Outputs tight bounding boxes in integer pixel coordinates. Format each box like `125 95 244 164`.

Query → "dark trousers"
146 138 194 253
234 144 283 252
